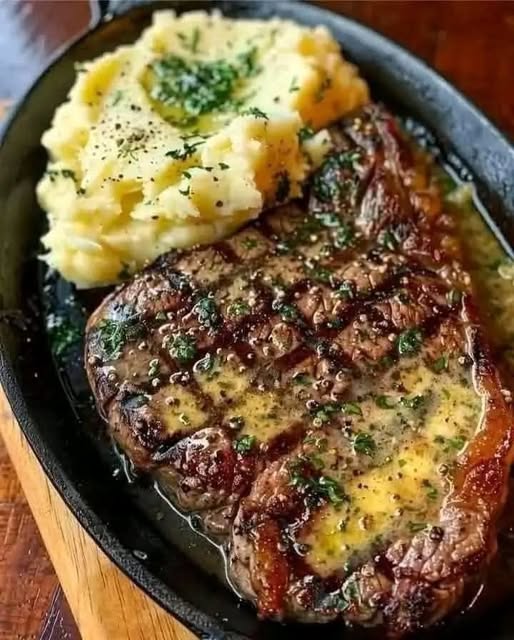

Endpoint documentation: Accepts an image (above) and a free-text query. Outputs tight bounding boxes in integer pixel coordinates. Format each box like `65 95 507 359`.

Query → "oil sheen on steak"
85 105 514 636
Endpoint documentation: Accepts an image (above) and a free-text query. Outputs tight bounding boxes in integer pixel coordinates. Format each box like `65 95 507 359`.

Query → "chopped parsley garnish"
325 578 359 612
169 334 197 364
275 171 290 202
151 51 260 125
315 212 342 228
46 168 77 183
298 125 315 143
312 150 359 203
397 328 423 357
276 303 299 323
431 354 449 373
236 47 261 77
333 224 355 249
380 229 399 251
375 395 396 409
352 432 376 456
341 402 362 416
48 317 82 358
293 373 312 386
335 280 356 300
165 140 203 161
311 402 340 424
408 521 427 533
228 300 250 317
241 106 268 120
423 480 438 500
233 435 256 454
193 295 220 330
111 90 124 106
218 162 230 170
242 237 258 250
289 458 347 506
96 311 142 360
399 394 425 410
447 435 467 451
177 28 201 54
311 401 361 424
305 264 331 284
289 76 300 92
179 186 191 196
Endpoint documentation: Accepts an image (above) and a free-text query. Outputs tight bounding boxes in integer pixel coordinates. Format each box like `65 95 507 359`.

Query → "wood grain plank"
0 391 195 640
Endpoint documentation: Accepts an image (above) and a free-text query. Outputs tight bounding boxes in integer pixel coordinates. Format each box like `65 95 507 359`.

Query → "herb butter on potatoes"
37 10 368 287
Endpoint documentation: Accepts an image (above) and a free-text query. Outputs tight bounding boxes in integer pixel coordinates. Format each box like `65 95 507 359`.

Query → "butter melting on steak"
85 105 514 636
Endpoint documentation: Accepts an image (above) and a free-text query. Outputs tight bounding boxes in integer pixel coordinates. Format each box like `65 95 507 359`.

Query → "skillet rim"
0 2 513 639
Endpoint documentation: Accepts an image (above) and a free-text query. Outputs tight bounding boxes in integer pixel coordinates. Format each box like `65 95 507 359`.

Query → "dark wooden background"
0 2 512 639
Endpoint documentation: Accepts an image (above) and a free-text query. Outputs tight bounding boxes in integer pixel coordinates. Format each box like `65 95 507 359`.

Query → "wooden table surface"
0 2 513 639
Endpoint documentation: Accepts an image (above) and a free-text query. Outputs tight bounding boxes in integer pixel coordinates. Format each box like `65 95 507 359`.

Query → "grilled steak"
85 104 514 635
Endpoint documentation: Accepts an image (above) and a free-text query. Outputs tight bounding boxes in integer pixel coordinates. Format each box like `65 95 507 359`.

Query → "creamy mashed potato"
37 10 368 287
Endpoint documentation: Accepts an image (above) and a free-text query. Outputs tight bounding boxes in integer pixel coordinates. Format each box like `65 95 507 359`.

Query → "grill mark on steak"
85 104 514 636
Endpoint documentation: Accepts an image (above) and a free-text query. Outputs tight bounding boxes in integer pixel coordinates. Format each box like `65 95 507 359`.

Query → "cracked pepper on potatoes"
37 10 368 287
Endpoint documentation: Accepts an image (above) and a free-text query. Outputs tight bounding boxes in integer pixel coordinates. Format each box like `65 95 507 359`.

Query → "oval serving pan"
0 2 513 639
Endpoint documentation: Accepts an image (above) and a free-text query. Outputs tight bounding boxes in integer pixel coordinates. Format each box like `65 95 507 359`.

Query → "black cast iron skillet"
0 2 513 639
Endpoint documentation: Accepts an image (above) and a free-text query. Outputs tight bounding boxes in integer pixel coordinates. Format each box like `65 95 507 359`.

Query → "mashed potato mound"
37 10 368 287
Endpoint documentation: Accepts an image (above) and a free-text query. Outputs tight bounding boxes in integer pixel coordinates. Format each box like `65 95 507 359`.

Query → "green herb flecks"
289 76 300 92
333 223 355 250
397 328 423 357
228 300 251 317
352 432 376 456
96 311 142 360
289 457 347 506
323 577 359 612
312 150 360 203
375 395 396 409
276 303 299 323
341 402 362 416
165 140 203 161
423 480 438 500
192 294 220 330
151 48 261 127
111 90 124 106
379 229 399 251
177 28 201 54
335 280 356 301
293 373 312 386
298 125 315 143
431 354 449 373
169 334 197 364
47 316 82 358
447 435 467 451
233 434 257 454
241 106 268 120
311 401 340 425
399 394 425 410
242 237 258 250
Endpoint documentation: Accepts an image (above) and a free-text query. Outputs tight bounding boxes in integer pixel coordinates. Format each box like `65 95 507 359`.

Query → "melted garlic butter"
302 362 482 575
